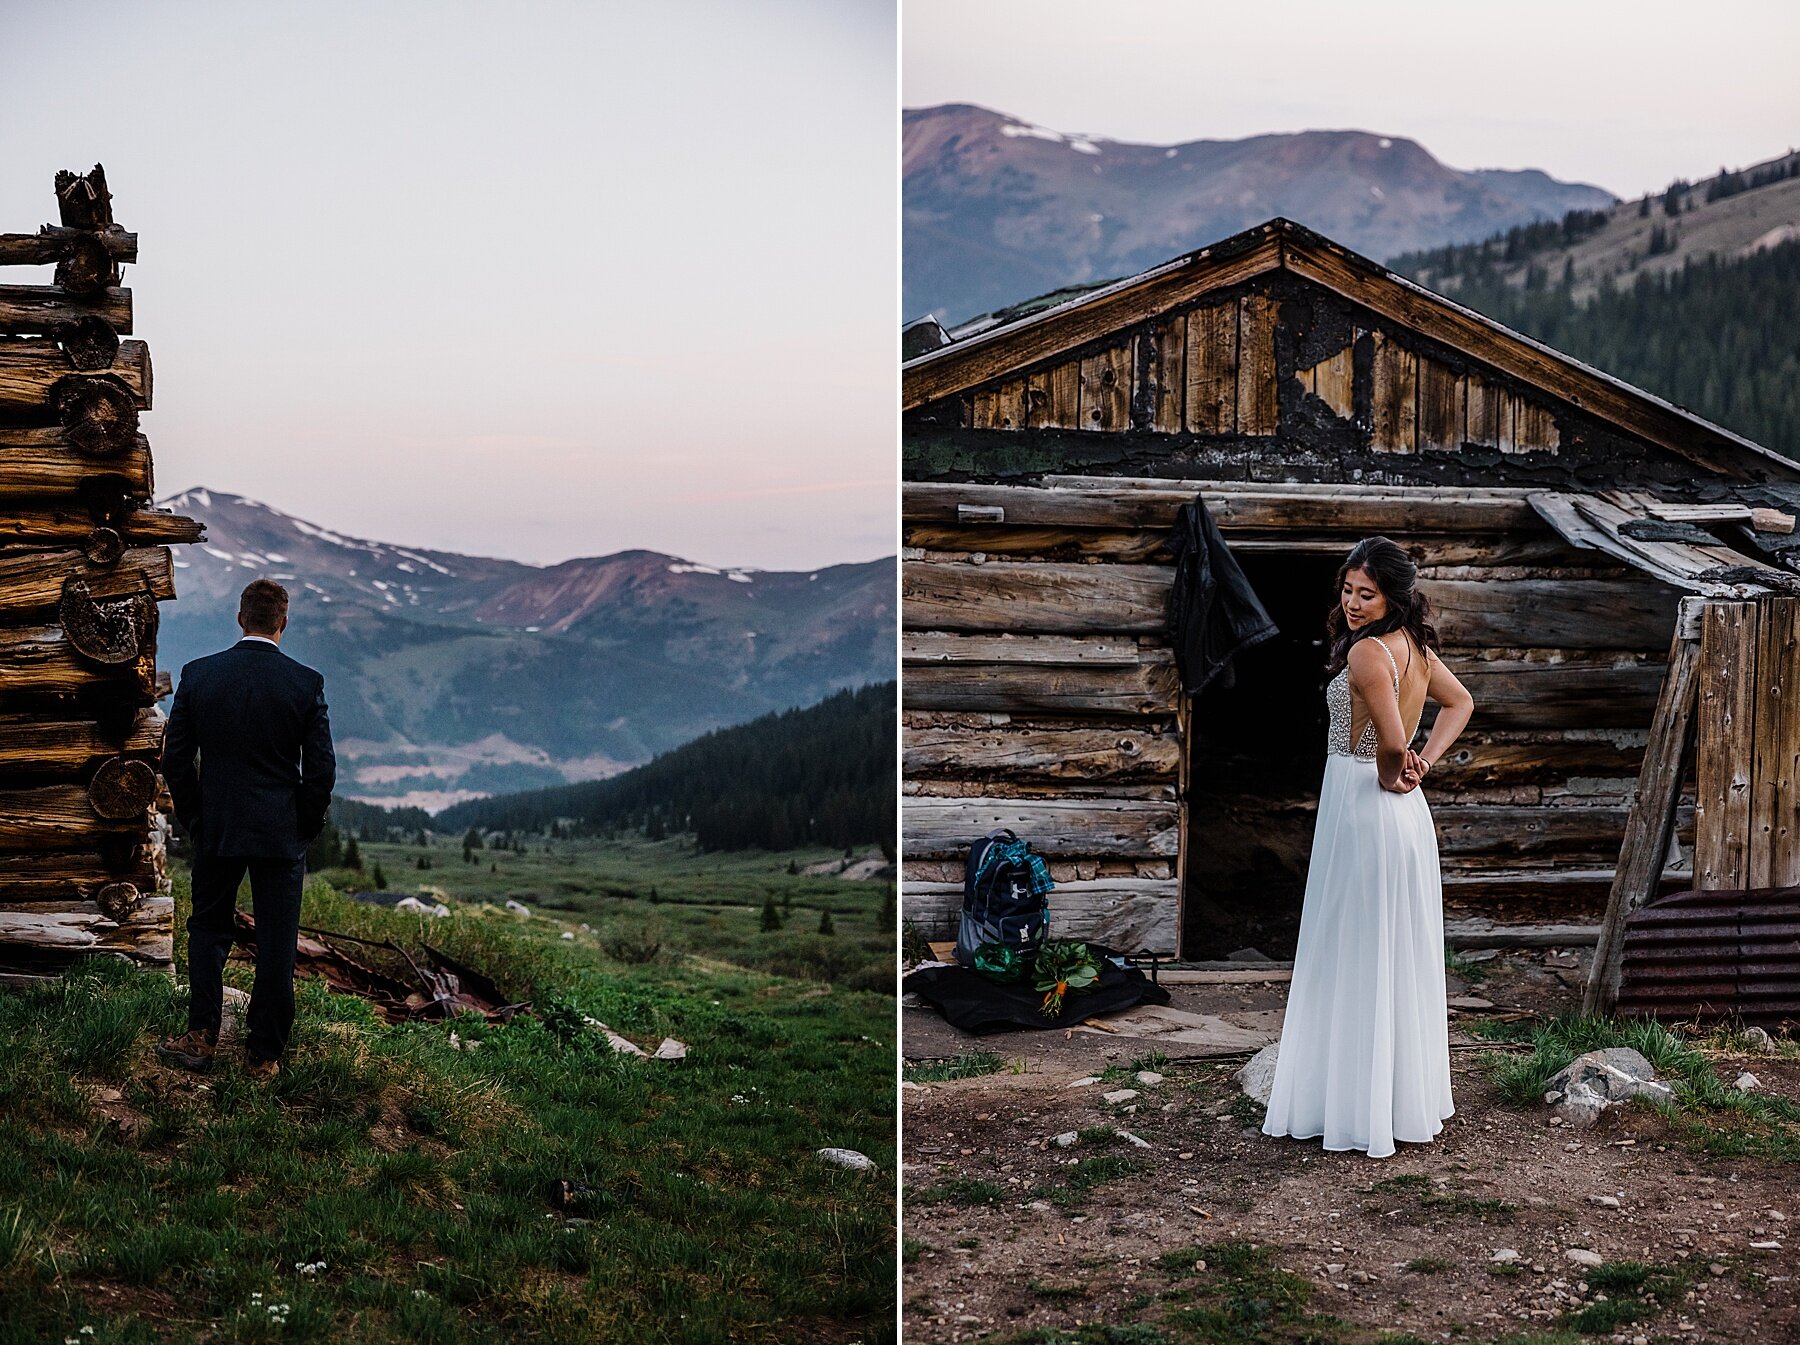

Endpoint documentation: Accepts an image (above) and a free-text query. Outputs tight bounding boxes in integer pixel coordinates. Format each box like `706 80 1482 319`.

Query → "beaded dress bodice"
1327 637 1401 760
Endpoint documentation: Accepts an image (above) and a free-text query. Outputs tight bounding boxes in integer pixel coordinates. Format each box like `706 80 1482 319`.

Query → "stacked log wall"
0 167 201 982
901 268 1724 953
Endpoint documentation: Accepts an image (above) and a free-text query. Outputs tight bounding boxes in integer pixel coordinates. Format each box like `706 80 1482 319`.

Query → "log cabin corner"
901 218 1800 981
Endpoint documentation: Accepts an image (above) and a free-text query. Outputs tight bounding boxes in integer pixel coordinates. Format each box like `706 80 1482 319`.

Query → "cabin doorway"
1180 550 1340 960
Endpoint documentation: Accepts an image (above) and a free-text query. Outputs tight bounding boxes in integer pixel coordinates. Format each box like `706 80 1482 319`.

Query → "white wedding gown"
1262 638 1454 1158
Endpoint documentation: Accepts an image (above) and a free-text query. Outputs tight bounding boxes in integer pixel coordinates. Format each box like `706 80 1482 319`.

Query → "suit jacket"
161 639 336 860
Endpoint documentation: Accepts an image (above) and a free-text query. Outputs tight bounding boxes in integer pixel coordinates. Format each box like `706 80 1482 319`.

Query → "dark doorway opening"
1180 551 1340 960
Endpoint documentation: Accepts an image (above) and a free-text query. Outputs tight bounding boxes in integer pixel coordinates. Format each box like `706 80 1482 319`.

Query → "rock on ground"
1237 1042 1279 1106
1541 1047 1674 1127
817 1147 876 1172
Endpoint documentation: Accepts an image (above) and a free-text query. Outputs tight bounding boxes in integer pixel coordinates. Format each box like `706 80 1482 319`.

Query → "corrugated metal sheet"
1616 886 1800 1027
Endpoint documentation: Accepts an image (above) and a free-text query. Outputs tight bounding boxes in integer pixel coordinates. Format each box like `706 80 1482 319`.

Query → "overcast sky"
1 1 895 570
905 0 1798 200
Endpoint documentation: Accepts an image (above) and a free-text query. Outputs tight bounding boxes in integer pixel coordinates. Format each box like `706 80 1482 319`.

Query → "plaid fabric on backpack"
955 829 1054 967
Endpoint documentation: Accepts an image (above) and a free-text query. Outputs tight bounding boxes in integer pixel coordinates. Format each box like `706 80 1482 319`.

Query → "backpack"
955 828 1051 967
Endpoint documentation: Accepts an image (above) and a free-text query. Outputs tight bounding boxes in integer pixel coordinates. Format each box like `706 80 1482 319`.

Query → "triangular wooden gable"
903 219 1800 483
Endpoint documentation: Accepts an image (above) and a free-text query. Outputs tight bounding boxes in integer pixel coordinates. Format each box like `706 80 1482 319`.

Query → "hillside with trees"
426 682 896 853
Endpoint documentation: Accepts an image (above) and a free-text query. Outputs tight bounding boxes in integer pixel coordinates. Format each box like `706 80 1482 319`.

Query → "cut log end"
55 316 121 371
88 757 158 820
53 376 138 457
52 237 120 295
95 881 141 923
82 528 124 567
60 579 153 665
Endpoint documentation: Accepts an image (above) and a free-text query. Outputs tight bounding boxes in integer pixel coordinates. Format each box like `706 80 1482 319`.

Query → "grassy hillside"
0 873 895 1344
321 833 894 995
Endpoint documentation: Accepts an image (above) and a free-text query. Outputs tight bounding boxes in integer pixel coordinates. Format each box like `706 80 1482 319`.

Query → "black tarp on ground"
904 948 1171 1035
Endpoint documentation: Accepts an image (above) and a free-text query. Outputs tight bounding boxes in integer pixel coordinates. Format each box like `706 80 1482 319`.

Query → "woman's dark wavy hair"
1324 536 1440 677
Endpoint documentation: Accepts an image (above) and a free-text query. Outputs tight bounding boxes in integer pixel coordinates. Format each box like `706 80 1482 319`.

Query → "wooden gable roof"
902 218 1800 482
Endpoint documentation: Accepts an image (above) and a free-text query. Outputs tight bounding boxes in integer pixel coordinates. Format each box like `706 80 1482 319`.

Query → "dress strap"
1375 637 1400 693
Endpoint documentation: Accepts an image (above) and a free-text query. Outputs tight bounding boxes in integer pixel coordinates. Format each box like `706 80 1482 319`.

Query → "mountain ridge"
155 489 895 811
904 103 1617 322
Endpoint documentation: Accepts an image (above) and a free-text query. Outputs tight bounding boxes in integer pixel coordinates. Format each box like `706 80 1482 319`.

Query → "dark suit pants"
186 852 306 1063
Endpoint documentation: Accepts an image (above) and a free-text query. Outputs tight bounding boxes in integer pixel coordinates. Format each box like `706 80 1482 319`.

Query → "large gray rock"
1542 1047 1674 1127
1237 1043 1279 1106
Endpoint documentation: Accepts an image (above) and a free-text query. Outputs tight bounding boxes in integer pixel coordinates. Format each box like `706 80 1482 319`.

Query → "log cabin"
902 218 1800 962
0 167 202 984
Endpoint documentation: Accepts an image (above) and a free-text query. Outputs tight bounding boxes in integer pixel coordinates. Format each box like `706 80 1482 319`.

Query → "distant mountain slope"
1391 150 1800 302
435 681 897 853
157 491 896 809
904 103 1615 321
1386 154 1800 459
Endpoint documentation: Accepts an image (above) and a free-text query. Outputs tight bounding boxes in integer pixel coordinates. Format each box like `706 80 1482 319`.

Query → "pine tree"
416 855 429 870
786 858 799 875
342 836 363 870
463 827 484 852
760 895 781 932
372 861 387 890
817 909 834 935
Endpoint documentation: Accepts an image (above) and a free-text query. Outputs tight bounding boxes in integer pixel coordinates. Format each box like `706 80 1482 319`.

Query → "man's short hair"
239 579 289 634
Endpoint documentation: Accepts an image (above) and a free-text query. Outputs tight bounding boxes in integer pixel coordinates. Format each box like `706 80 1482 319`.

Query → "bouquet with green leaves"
1034 940 1100 1018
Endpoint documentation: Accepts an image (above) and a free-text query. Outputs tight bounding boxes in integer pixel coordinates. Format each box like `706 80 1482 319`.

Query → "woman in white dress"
1262 537 1476 1158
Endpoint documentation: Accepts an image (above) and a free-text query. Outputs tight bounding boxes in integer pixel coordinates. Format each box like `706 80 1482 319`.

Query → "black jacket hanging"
1167 492 1279 694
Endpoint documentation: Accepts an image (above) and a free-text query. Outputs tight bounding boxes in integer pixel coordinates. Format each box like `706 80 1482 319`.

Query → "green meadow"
0 846 896 1344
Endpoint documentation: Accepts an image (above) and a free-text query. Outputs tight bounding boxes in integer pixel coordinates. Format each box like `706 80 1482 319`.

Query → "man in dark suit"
156 578 335 1079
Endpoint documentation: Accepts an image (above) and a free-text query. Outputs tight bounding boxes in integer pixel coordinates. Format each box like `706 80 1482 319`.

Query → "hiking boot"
243 1054 280 1081
156 1028 218 1073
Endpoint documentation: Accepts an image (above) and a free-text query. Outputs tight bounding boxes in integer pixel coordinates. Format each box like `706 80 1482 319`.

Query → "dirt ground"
902 950 1800 1344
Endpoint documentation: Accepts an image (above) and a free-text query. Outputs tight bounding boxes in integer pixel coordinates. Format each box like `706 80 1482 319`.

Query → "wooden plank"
1443 869 1689 906
1495 388 1520 453
1529 492 1786 598
1307 346 1354 419
1417 358 1464 452
972 380 1027 431
903 660 1180 716
1183 301 1238 434
0 337 152 410
902 878 1178 954
1446 920 1602 949
1369 330 1417 452
0 847 164 899
907 524 1586 568
0 427 153 500
0 786 146 845
1750 599 1800 887
1078 344 1131 431
0 625 159 704
904 479 1545 533
903 633 1158 666
0 547 174 616
1695 602 1757 889
1145 314 1185 433
0 285 132 336
903 560 1173 635
906 525 1174 563
1584 605 1704 1013
904 232 1282 410
1465 374 1500 448
0 708 163 775
1432 732 1647 788
1449 652 1666 729
903 721 1182 783
1515 400 1560 453
903 796 1180 859
1421 575 1679 650
1235 293 1278 435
